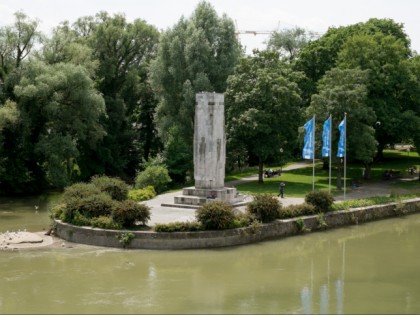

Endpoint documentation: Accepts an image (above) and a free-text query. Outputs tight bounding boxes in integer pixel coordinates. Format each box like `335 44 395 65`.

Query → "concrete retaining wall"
54 198 420 250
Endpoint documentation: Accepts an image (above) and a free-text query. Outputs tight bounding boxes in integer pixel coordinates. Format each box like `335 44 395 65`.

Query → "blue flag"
322 116 331 157
337 118 346 157
302 117 314 159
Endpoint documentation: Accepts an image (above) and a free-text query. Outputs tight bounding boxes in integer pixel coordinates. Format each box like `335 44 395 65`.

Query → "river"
1 195 419 314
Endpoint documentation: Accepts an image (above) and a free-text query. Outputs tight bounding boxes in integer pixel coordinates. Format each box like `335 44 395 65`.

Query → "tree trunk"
258 158 264 184
363 162 372 180
375 143 385 162
322 159 329 170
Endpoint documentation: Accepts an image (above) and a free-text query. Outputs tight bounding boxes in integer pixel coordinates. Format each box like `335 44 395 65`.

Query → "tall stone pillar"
171 92 245 208
194 93 225 189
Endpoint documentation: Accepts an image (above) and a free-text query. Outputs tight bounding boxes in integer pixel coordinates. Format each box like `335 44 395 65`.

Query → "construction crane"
235 20 274 40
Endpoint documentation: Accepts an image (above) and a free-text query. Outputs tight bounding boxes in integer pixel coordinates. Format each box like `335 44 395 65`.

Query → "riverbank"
53 197 420 250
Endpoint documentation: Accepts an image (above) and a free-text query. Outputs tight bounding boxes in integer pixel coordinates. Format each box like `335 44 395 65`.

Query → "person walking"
278 182 285 198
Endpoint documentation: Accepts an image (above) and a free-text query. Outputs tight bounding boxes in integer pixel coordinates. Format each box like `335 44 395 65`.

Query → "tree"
296 18 411 100
56 12 161 180
0 11 42 78
2 61 106 191
307 68 377 183
266 27 314 62
225 50 303 183
150 1 241 182
337 32 414 159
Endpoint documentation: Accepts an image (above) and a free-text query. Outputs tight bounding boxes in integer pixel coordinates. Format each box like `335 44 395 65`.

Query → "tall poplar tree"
150 1 241 182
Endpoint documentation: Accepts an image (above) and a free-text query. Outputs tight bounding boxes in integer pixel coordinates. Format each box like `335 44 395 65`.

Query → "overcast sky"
1 0 419 54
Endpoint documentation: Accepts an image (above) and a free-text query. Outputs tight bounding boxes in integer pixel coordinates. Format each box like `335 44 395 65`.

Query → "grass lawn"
234 150 420 197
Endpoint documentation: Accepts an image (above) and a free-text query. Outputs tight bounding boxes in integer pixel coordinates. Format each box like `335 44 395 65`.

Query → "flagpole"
344 113 347 200
313 114 316 191
329 114 332 194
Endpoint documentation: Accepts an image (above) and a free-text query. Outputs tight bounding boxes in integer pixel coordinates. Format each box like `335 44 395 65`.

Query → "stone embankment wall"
54 198 420 250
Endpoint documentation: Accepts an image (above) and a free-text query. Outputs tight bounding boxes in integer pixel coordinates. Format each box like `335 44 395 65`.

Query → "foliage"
67 193 116 220
59 183 114 222
150 1 240 182
267 26 313 62
3 60 106 191
232 211 257 228
246 193 281 223
135 164 172 193
116 232 135 248
278 203 316 219
0 11 42 75
195 201 236 230
73 12 160 179
91 216 122 230
225 50 304 182
154 221 203 232
50 203 66 220
128 186 156 202
295 217 309 232
112 200 151 227
317 213 328 229
71 211 92 226
91 175 129 201
61 183 102 202
305 191 335 213
0 100 19 131
308 68 377 161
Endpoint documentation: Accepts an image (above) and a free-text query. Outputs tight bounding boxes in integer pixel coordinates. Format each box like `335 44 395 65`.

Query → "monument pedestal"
161 92 249 209
173 187 245 207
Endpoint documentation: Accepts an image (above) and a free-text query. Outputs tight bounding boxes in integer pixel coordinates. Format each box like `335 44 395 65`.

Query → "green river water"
0 195 420 314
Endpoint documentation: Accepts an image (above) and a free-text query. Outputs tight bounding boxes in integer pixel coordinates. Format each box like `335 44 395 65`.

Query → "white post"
343 113 347 200
329 114 332 194
313 114 316 191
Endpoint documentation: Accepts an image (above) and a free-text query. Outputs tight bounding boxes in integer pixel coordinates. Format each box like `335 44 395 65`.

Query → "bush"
279 203 316 219
50 203 66 220
71 211 91 226
91 216 122 230
196 201 236 230
128 186 156 201
154 221 203 232
135 165 172 193
232 211 257 228
305 191 335 213
67 192 116 219
112 200 151 227
246 194 281 223
62 183 102 203
91 175 129 201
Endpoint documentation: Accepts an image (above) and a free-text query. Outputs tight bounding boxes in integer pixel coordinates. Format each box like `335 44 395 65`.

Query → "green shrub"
135 165 172 193
112 200 151 227
128 186 156 201
279 203 316 219
154 221 203 232
62 183 102 203
91 216 122 230
196 201 235 230
71 211 91 226
305 191 334 213
91 175 129 201
232 211 257 228
246 194 281 223
68 192 116 219
50 203 66 220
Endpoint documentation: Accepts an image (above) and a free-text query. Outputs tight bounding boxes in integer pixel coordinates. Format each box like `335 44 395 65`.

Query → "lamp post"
279 148 284 171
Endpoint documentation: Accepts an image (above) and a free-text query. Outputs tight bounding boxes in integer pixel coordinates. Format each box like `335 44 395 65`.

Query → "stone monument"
171 92 244 207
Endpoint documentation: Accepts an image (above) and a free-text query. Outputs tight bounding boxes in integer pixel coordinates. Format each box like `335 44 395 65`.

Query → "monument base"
161 187 247 209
